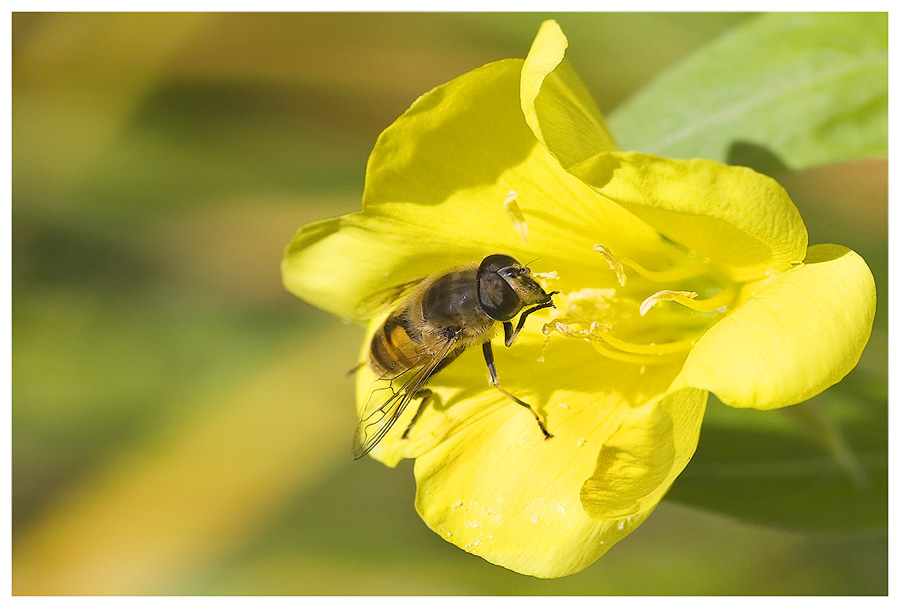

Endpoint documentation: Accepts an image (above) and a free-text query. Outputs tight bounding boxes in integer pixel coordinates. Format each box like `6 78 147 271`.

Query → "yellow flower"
281 21 876 577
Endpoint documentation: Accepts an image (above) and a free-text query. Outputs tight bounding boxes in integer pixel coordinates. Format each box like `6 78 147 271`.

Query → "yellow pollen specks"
533 270 560 299
555 287 617 322
593 244 627 286
542 243 736 365
503 190 528 243
537 330 552 363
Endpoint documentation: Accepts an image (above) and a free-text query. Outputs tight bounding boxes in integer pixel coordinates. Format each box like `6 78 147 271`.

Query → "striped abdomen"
368 309 429 379
367 267 495 379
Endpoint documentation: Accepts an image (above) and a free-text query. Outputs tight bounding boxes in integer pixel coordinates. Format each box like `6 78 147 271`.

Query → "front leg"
503 321 515 346
504 298 557 347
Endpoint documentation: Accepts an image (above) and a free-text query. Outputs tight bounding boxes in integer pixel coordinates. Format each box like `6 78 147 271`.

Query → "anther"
593 244 627 286
640 290 699 316
640 284 737 316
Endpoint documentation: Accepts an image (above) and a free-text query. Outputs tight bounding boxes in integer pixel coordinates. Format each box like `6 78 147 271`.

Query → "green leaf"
611 13 888 533
608 13 887 172
664 339 887 532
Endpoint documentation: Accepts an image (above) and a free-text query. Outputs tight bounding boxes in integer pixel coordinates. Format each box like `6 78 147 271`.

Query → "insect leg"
504 296 558 347
401 389 432 439
482 341 552 439
399 345 465 441
503 321 515 345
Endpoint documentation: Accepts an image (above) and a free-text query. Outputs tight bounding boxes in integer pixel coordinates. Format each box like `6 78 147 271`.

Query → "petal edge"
521 20 617 168
676 244 876 409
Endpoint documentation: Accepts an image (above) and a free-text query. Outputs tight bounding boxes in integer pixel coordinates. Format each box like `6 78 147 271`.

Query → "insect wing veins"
352 336 458 459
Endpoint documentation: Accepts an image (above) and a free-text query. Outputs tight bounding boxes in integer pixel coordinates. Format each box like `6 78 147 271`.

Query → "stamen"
545 241 739 366
546 321 651 364
544 320 689 365
503 191 528 244
619 256 710 283
640 290 699 316
640 284 737 316
593 244 627 286
598 328 697 355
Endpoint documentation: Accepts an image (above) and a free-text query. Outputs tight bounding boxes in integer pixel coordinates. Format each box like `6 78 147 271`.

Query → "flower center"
543 242 740 365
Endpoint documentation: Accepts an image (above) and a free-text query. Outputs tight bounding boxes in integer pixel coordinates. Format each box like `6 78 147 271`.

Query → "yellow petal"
676 244 876 409
520 20 617 168
571 151 809 282
283 61 662 321
406 331 688 577
580 387 707 519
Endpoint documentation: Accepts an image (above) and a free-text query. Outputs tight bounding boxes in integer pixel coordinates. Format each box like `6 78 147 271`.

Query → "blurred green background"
12 13 886 595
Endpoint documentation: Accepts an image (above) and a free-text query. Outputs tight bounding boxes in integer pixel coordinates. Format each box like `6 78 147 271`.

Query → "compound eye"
477 272 520 321
477 254 526 321
479 254 519 276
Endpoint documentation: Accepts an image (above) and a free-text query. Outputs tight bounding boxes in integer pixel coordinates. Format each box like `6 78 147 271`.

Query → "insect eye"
500 265 529 279
477 271 521 321
477 255 526 321
478 278 520 320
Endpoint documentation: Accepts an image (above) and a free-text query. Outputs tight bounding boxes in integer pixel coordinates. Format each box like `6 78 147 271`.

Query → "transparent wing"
354 276 427 320
352 336 458 460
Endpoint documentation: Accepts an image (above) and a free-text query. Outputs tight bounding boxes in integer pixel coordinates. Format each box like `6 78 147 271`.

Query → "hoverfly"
352 254 558 459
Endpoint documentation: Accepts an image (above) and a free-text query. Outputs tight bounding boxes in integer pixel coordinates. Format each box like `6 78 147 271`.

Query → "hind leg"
401 389 432 439
482 341 553 439
400 345 465 440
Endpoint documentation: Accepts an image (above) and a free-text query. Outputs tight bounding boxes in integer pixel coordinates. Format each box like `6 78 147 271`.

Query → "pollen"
640 290 699 316
533 269 560 301
537 331 552 363
532 270 558 280
545 244 736 366
593 244 628 286
555 287 617 322
641 284 738 315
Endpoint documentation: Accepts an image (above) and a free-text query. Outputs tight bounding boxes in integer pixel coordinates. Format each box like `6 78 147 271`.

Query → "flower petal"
520 20 617 168
407 331 689 577
281 213 418 322
283 60 662 321
580 387 707 519
676 244 876 409
570 151 809 282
